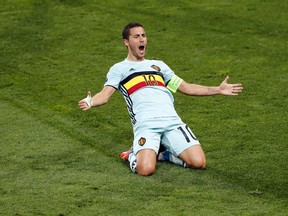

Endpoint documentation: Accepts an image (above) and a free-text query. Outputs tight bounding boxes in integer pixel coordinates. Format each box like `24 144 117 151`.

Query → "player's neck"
126 54 145 62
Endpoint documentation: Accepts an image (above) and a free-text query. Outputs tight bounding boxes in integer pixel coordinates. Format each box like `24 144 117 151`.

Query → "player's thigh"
162 123 200 156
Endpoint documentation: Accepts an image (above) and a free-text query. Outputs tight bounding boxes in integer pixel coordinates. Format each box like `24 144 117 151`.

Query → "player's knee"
136 162 156 176
186 156 206 169
135 149 157 176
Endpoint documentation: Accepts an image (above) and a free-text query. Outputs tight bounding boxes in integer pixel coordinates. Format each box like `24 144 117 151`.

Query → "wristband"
83 94 94 108
167 75 183 93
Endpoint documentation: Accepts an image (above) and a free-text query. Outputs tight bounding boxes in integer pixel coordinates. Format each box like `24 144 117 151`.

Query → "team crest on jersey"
138 137 146 146
151 65 161 72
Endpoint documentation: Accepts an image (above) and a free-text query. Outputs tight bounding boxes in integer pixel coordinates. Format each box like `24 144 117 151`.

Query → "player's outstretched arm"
177 76 243 96
78 86 116 111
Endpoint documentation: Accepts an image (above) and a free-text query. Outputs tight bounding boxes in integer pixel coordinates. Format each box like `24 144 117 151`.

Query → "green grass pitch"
0 0 287 215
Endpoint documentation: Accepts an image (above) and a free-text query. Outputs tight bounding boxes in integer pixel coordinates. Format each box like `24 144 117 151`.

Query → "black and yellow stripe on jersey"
119 71 166 95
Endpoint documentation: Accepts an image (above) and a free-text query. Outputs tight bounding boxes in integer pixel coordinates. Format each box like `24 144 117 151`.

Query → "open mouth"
139 45 145 51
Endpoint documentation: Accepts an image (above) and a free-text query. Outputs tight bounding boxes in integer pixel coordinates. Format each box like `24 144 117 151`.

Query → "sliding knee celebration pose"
79 22 243 176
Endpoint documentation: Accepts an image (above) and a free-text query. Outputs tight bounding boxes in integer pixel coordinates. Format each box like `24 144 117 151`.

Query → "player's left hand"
219 76 243 96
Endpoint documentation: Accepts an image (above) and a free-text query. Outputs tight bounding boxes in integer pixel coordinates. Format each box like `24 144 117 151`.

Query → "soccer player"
78 22 243 176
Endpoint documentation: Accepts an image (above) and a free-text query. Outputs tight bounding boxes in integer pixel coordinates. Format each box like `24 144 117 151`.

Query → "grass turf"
0 0 287 215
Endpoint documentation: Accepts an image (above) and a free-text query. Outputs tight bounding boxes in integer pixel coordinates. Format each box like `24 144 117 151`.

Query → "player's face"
124 26 147 61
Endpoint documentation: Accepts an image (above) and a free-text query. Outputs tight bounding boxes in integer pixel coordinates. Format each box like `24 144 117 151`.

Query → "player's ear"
123 39 129 47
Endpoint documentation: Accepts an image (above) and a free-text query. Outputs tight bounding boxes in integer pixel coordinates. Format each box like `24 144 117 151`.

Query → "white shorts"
133 119 200 156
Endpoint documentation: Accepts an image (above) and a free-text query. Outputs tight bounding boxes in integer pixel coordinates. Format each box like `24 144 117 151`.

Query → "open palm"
219 76 243 96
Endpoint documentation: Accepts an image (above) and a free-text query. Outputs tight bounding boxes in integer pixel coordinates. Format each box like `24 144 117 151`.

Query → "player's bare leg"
135 149 157 176
179 145 206 169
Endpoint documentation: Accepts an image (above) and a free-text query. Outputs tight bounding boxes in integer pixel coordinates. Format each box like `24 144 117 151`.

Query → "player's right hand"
79 91 93 111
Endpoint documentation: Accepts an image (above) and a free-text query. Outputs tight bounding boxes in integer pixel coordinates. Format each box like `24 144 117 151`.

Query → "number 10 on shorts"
177 125 198 143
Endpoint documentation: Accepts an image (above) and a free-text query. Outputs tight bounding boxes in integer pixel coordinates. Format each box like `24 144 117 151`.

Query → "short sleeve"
104 64 122 89
156 60 175 84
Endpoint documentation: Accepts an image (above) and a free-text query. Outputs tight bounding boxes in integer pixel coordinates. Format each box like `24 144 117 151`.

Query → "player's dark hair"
122 22 143 40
